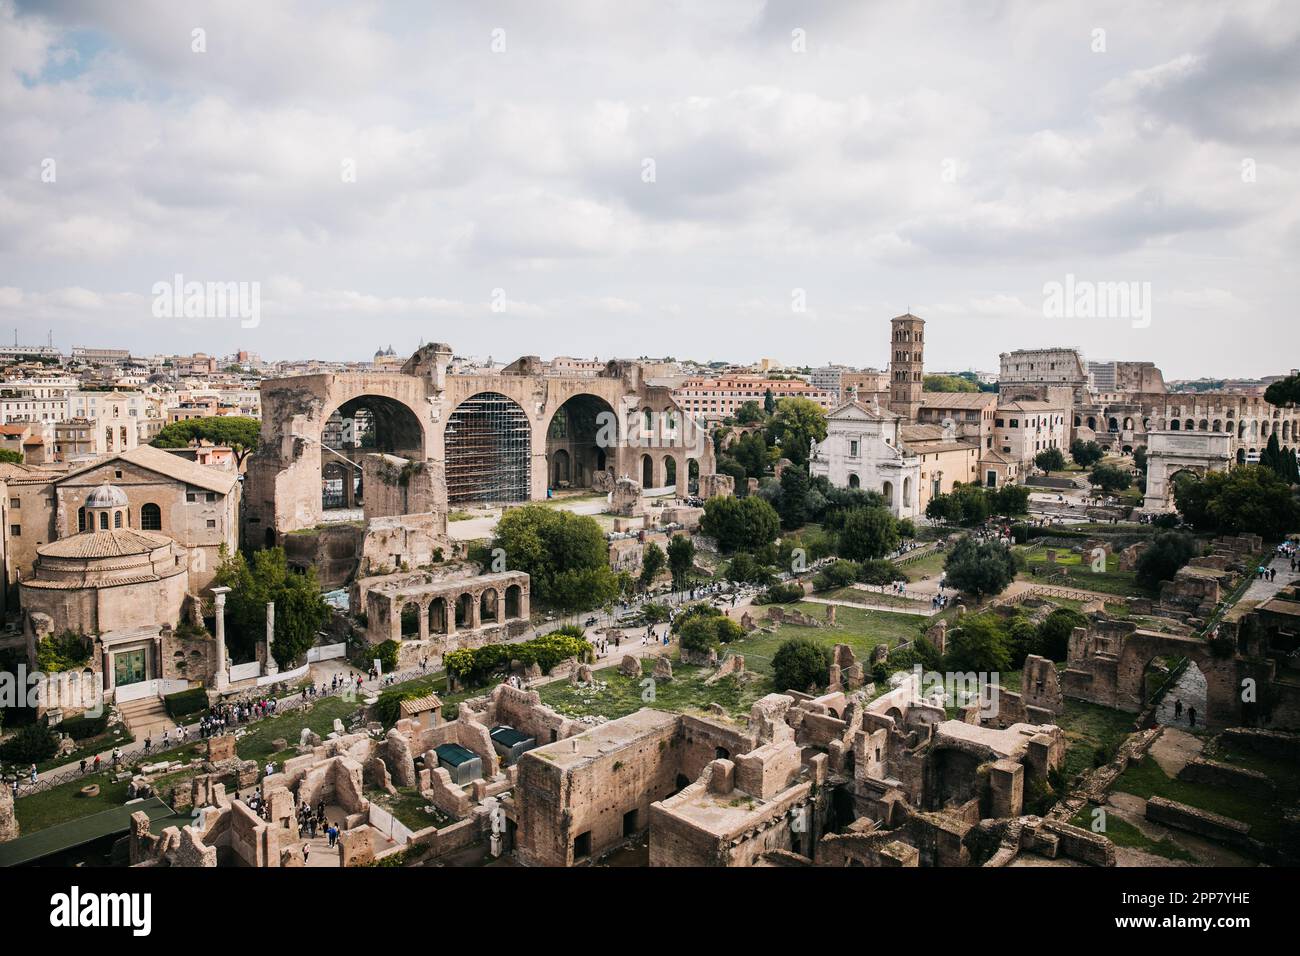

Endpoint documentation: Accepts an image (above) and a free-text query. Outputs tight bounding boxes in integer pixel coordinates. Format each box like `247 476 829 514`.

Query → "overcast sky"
1 0 1297 378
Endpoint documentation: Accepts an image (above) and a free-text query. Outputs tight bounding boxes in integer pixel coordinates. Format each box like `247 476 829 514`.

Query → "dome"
85 482 129 509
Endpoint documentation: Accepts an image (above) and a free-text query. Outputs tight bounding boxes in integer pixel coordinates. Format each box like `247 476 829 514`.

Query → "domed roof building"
20 482 196 702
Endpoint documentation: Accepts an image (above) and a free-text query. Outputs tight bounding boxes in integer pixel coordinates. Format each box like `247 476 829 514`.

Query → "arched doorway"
663 455 677 487
428 597 449 635
641 454 654 488
545 394 614 492
445 392 532 505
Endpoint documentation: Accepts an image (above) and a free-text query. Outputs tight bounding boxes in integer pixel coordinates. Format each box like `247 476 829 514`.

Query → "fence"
307 642 347 663
7 662 433 801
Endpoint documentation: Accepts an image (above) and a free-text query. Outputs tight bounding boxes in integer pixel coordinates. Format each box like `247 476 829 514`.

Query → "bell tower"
888 313 925 422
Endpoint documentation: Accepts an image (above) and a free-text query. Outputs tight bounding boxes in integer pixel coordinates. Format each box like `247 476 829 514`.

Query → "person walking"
1187 706 1197 728
1174 698 1183 720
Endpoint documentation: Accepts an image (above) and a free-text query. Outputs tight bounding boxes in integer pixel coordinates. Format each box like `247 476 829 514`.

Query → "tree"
837 507 899 562
942 536 1018 598
731 432 770 478
772 637 832 693
735 400 765 424
491 505 621 611
1070 439 1105 468
944 615 1011 673
1088 463 1132 494
1264 373 1300 409
667 535 695 590
212 546 330 667
765 396 828 467
1174 465 1300 539
775 466 811 529
725 552 776 587
701 495 780 553
1032 608 1088 661
152 415 260 465
923 374 978 392
1134 531 1199 590
715 456 749 494
763 389 776 415
639 542 666 590
1035 447 1066 472
0 448 22 464
990 484 1031 517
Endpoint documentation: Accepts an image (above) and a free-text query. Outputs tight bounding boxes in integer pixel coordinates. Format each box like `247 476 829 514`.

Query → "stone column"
212 586 231 692
264 600 278 676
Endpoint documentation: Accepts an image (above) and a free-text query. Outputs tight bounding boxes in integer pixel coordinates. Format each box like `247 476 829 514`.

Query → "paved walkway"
804 596 933 617
1240 552 1296 604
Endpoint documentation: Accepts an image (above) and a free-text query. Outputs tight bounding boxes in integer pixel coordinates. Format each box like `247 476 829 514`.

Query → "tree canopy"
1173 465 1300 539
212 546 330 667
152 415 261 464
701 495 781 553
491 505 621 611
942 536 1018 598
765 396 828 467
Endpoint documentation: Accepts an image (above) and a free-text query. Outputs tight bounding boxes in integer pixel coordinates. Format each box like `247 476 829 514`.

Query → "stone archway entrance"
545 394 614 492
445 392 532 505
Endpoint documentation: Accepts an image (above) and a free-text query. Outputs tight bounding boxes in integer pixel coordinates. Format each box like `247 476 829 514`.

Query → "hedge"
164 687 210 720
57 712 109 740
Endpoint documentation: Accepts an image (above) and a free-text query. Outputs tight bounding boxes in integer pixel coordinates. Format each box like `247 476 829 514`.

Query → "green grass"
738 602 922 676
1111 755 1284 845
539 658 768 721
1054 700 1139 783
1021 549 1148 597
901 550 947 582
235 696 361 763
1068 807 1198 862
14 774 133 834
819 586 932 611
367 785 451 831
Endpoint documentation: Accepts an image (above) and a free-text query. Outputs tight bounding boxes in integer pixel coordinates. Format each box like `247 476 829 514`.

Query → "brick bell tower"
888 313 925 422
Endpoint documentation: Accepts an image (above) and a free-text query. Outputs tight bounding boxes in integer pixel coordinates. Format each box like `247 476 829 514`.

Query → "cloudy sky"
1 0 1297 377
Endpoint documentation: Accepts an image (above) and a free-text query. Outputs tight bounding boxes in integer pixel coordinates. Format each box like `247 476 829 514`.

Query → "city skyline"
1 1 1297 378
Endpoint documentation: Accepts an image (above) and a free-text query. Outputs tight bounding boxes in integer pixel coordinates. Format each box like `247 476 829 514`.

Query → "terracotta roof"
916 392 998 408
38 528 174 559
61 444 237 495
399 694 443 716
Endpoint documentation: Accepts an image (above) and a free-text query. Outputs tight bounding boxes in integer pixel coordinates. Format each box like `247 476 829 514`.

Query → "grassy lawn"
819 586 932 612
739 602 922 676
1021 549 1148 598
367 785 452 831
31 724 136 773
1068 807 1198 862
1054 700 1139 783
901 550 947 582
235 695 361 764
14 774 133 834
1110 755 1286 845
539 658 767 721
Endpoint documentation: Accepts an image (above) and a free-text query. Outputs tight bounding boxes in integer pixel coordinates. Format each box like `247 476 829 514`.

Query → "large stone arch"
544 393 615 492
244 372 434 537
1116 633 1248 729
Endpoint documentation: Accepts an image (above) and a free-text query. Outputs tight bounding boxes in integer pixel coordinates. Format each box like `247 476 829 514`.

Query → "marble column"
212 586 231 692
264 600 278 675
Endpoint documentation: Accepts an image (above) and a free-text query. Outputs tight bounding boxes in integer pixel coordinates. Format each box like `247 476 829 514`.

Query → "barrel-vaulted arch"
545 394 615 491
244 371 434 540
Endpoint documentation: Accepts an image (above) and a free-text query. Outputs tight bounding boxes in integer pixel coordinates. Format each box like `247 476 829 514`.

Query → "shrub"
1032 608 1089 661
35 631 91 673
369 639 401 673
1035 448 1066 471
811 559 860 592
0 719 58 763
164 687 210 720
856 559 906 586
1134 531 1199 590
756 582 805 604
57 712 108 740
772 637 832 693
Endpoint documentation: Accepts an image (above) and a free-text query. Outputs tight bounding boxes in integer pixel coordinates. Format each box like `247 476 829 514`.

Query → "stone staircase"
116 695 172 740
